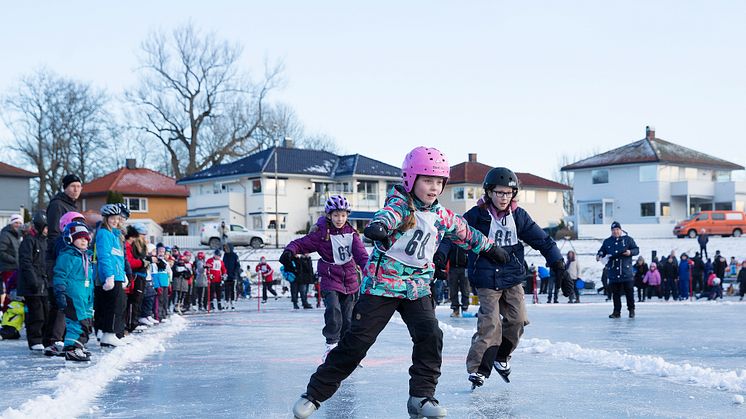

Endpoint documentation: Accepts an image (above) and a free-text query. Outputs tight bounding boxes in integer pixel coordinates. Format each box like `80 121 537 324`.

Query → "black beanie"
62 174 82 189
610 221 622 230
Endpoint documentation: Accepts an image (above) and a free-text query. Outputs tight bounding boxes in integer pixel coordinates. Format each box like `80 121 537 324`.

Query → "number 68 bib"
385 211 439 268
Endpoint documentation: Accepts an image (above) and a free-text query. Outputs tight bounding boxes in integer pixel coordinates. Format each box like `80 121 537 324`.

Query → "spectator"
16 212 48 351
596 221 639 318
729 256 738 277
125 224 150 331
678 253 691 300
713 251 727 280
566 250 581 303
691 252 705 293
435 243 471 316
633 256 648 302
0 213 23 309
737 261 746 301
643 262 661 299
222 244 241 310
256 256 277 303
697 229 708 259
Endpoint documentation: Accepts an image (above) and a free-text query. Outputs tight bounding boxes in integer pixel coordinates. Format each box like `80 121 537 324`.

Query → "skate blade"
498 373 510 383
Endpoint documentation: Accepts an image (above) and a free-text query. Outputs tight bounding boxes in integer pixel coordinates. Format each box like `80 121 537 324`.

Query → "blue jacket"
95 228 126 283
597 235 639 283
53 245 94 321
440 205 562 290
678 259 691 282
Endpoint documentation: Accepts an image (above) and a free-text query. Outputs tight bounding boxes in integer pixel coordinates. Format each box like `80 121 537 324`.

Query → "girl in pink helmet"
293 147 508 419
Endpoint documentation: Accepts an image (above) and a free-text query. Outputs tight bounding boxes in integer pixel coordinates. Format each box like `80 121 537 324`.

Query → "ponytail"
399 191 417 232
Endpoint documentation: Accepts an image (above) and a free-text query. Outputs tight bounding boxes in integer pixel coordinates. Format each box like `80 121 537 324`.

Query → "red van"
673 210 746 238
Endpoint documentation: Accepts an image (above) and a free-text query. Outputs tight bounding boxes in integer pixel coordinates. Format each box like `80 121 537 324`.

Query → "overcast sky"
1 1 745 180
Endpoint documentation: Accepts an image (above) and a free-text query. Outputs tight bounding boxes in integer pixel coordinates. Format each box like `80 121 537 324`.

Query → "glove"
157 259 167 270
480 245 509 265
434 268 448 281
103 276 115 291
364 223 391 250
55 292 67 311
279 250 296 273
433 251 447 270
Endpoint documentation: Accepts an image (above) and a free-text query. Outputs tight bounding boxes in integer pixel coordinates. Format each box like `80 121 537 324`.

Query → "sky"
1 1 745 180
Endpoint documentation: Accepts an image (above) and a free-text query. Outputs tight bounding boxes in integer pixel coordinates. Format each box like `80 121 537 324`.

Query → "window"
640 202 656 217
592 169 609 184
696 213 709 221
715 171 731 182
639 165 658 182
123 197 148 212
267 215 286 230
466 187 477 200
711 212 726 221
660 202 670 216
669 166 680 181
715 202 733 211
252 216 262 230
684 168 698 180
230 224 248 232
547 191 558 204
251 179 262 194
265 179 286 194
357 180 378 202
452 187 465 200
725 212 743 220
519 190 535 203
737 201 745 212
386 181 398 193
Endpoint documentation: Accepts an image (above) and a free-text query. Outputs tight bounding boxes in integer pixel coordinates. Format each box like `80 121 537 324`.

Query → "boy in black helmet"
17 211 49 351
437 167 570 389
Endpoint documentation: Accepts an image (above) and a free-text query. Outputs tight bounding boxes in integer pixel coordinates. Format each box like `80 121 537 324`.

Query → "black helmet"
32 211 47 232
483 167 519 193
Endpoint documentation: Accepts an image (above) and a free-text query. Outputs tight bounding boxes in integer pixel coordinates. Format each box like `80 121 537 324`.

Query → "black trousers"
126 276 146 331
210 283 223 305
448 267 470 311
95 282 127 336
43 287 66 345
610 281 635 314
224 280 236 302
195 286 207 309
291 281 310 307
24 295 49 347
262 282 277 301
307 294 443 402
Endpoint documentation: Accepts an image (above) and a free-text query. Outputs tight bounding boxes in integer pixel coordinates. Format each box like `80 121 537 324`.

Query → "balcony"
187 192 245 214
308 192 381 210
670 180 714 198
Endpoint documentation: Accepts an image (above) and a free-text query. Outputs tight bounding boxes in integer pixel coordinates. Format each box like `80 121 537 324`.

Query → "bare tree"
258 103 340 153
2 68 111 206
127 22 283 178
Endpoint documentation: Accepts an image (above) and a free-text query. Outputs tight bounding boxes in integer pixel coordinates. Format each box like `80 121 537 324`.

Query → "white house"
0 162 36 225
176 141 401 246
562 127 746 238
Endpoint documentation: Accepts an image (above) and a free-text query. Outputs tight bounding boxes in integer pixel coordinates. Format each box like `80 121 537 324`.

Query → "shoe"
303 304 313 309
275 296 279 301
30 344 45 351
629 310 635 318
148 316 160 324
135 325 148 332
293 303 300 310
609 312 621 318
450 309 461 318
553 299 559 303
493 360 511 383
322 343 337 363
407 396 447 418
65 347 91 362
44 341 65 357
96 329 103 342
139 317 154 326
292 393 320 419
100 333 123 347
468 372 485 389
261 300 267 304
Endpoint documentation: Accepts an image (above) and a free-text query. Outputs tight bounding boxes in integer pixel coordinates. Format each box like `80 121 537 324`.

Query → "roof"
449 161 571 190
0 162 37 178
81 167 189 198
178 147 401 183
561 136 744 171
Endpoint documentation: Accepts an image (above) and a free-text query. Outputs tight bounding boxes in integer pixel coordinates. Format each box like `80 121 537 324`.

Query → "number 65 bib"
385 211 438 268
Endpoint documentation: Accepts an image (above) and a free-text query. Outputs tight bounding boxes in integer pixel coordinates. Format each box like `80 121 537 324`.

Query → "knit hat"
62 174 82 189
9 214 23 224
610 221 622 230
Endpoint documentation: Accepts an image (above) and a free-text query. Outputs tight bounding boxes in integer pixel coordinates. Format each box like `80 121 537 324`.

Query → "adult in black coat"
697 229 709 259
713 251 728 279
691 252 706 293
17 212 49 350
596 221 639 318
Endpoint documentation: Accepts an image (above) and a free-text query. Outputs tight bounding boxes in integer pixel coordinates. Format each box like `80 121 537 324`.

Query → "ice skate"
65 347 91 362
468 372 485 390
321 343 337 363
148 316 160 324
608 312 621 319
139 317 154 326
407 396 446 418
292 393 320 418
629 309 635 318
450 308 461 318
493 360 511 383
44 341 65 357
100 333 123 347
134 325 148 333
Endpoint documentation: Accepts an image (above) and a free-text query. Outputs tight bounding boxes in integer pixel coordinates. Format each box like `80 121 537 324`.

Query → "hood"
1 224 20 237
50 191 77 207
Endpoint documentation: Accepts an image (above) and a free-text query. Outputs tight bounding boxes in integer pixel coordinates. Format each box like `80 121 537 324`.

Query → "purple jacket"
285 217 369 294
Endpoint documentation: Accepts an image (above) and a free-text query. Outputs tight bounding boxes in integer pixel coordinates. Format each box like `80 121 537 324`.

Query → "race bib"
212 260 222 270
488 212 519 247
386 212 439 268
330 233 355 265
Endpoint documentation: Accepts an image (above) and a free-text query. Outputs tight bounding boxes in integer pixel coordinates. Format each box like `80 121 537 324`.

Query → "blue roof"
349 210 376 220
178 147 400 183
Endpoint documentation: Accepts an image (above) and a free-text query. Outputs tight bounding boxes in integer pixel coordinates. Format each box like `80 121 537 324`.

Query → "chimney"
125 159 137 170
283 137 294 148
468 153 477 163
645 126 655 141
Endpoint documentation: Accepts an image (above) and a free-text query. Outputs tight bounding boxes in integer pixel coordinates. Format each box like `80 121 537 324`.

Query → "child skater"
53 222 94 362
280 195 368 361
292 147 506 419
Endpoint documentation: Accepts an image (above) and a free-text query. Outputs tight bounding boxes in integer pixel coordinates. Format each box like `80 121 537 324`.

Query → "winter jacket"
46 191 78 256
633 262 648 288
223 246 241 281
697 233 709 247
285 216 368 294
207 257 227 283
255 262 273 284
94 227 126 284
447 245 469 269
678 259 691 282
194 259 208 287
17 229 48 297
150 258 170 289
597 234 639 283
294 255 316 285
362 185 492 300
737 268 746 287
643 267 661 286
566 259 580 280
125 240 149 277
440 201 561 291
172 261 191 292
0 224 21 272
692 255 705 278
53 245 94 321
713 256 727 279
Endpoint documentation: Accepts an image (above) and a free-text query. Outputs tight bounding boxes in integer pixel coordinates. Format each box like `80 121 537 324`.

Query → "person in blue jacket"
437 167 569 389
678 253 691 300
596 221 639 318
53 222 94 362
93 204 127 347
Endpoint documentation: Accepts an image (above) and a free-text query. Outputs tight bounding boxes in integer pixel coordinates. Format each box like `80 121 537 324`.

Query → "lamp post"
274 138 279 248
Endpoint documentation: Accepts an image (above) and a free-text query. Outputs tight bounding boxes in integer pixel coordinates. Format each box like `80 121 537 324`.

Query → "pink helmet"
59 211 86 231
401 146 450 192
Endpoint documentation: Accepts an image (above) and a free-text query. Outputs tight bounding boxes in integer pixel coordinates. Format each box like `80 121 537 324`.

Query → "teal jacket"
95 227 126 283
53 245 94 321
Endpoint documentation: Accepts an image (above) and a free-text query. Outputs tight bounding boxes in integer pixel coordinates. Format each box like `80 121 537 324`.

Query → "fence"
159 235 202 249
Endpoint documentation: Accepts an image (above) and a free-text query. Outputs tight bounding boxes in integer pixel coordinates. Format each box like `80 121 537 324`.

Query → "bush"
554 228 577 240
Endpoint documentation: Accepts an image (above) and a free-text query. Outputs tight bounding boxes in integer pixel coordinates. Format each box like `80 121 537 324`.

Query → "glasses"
489 190 513 198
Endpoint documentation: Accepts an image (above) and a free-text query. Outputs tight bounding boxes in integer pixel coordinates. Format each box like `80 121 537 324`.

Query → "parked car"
673 210 746 238
200 222 267 249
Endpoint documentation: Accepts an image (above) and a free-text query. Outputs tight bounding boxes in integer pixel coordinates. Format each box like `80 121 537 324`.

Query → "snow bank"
3 315 188 419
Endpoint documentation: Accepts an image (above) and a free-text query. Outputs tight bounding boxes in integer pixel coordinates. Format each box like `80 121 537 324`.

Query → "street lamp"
274 138 279 248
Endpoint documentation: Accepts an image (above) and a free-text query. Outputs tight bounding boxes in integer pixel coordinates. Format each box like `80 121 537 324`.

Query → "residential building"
177 142 401 245
440 153 571 229
80 159 189 238
0 162 36 225
561 126 746 238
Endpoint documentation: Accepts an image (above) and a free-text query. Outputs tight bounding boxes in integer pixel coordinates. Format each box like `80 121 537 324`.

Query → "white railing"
159 235 203 249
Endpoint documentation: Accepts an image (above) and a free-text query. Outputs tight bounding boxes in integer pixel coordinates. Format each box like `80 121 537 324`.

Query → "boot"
468 372 485 389
293 303 300 310
493 360 511 383
629 309 635 318
101 333 124 347
64 347 91 362
292 393 320 419
407 396 447 418
44 341 65 357
608 312 621 318
450 308 461 318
